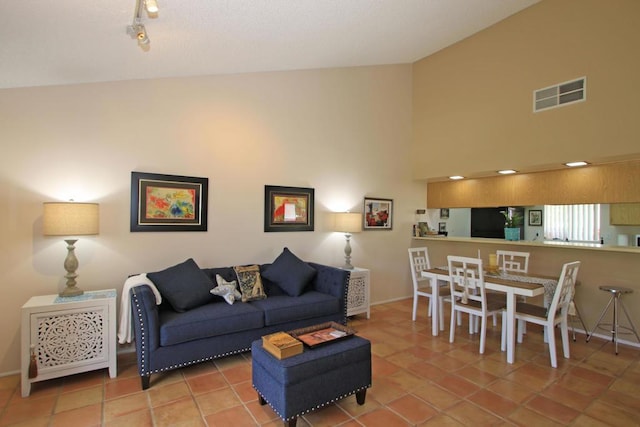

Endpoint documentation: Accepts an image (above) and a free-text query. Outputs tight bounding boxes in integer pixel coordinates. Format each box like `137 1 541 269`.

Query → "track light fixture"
126 0 158 51
145 0 159 15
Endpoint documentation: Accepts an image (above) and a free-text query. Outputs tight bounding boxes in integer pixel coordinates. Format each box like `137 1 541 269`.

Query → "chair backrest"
496 250 530 274
408 247 431 290
547 261 581 321
447 256 486 307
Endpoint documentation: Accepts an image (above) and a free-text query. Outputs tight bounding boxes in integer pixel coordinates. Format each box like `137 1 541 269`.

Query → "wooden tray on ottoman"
288 322 355 348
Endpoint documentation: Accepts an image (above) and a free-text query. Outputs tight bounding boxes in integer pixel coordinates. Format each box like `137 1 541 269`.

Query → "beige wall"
0 65 423 374
412 0 640 181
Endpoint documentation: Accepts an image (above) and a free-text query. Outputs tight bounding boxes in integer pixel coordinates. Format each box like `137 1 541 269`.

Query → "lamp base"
59 286 84 298
343 233 354 270
59 239 84 297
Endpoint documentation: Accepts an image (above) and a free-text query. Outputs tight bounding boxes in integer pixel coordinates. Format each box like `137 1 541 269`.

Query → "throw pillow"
234 265 267 302
262 247 317 296
210 274 242 305
147 258 213 312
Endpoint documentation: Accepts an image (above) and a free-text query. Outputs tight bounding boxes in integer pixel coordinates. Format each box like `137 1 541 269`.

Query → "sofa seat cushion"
249 291 340 326
159 302 264 346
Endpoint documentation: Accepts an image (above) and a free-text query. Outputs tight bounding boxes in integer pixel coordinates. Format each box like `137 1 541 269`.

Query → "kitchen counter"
414 236 640 254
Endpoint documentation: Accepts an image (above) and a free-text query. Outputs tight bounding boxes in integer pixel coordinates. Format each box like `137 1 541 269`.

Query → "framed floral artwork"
130 172 208 232
264 185 314 232
363 197 393 230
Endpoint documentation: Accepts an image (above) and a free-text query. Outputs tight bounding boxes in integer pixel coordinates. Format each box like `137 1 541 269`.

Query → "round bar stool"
586 286 640 354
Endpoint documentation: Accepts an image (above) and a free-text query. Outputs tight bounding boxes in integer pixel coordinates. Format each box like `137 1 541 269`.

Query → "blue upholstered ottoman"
251 335 371 427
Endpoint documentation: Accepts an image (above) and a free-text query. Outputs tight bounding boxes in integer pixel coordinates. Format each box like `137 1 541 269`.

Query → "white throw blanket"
118 273 162 344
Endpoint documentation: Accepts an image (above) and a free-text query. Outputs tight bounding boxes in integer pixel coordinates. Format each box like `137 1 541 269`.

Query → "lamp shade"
43 202 99 236
332 212 362 233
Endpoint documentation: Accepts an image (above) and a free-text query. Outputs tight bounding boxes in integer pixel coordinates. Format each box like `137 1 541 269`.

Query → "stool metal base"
586 286 640 354
570 300 588 342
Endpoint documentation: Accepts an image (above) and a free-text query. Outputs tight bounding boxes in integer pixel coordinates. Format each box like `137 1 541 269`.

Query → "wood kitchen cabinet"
610 203 640 225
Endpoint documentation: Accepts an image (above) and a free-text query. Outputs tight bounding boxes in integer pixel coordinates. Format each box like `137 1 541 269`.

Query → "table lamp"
43 202 99 297
332 212 362 269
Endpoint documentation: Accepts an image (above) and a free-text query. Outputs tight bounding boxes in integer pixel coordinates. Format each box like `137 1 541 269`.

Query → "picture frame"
364 197 393 230
264 185 314 232
439 222 447 233
130 171 208 232
440 208 449 219
528 209 543 226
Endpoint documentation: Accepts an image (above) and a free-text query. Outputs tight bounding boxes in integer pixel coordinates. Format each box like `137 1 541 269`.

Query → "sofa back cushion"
262 247 317 296
147 258 213 312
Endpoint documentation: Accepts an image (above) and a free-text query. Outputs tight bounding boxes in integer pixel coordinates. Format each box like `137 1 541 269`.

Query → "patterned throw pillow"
210 274 242 305
234 265 267 302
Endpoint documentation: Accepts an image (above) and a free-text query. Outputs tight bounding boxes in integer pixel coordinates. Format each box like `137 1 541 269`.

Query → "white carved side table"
345 267 370 319
21 289 117 397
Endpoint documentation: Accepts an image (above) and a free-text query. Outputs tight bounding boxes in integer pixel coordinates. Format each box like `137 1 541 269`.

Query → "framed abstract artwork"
130 171 208 232
264 185 314 232
363 197 393 230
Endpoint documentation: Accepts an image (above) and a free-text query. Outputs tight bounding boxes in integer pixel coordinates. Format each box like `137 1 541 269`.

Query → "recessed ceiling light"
565 161 588 167
498 169 517 175
449 175 464 180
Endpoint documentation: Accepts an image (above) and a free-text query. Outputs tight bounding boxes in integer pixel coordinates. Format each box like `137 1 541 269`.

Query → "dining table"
420 267 557 364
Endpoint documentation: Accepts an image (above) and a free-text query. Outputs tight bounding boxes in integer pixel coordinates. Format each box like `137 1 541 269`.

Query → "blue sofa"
130 258 350 389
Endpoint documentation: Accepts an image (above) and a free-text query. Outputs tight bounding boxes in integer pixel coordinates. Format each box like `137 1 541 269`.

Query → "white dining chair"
496 250 530 274
495 250 531 329
408 247 450 327
501 261 581 368
447 256 505 354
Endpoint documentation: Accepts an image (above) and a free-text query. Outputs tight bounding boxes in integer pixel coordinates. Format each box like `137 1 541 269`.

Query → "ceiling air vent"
533 77 586 112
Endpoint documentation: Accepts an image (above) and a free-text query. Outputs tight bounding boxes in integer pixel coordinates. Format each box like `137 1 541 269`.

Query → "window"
543 204 601 242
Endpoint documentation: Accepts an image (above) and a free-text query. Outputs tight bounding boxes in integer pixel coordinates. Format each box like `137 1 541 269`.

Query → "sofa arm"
308 263 350 319
130 285 161 382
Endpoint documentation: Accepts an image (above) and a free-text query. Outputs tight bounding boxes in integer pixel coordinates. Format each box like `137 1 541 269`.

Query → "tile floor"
1 298 639 426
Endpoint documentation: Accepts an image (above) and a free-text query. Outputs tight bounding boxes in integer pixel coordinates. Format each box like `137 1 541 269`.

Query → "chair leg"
517 320 524 343
449 308 456 343
501 313 507 352
412 295 418 321
427 296 433 318
560 319 570 359
438 298 445 332
547 325 558 368
479 316 487 354
468 314 474 334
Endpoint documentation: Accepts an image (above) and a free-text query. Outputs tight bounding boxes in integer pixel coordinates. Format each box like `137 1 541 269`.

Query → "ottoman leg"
258 394 266 405
285 418 297 427
356 389 367 405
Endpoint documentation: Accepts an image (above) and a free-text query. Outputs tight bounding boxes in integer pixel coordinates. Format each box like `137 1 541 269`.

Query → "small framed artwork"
364 197 393 230
130 171 208 232
438 222 447 233
529 209 543 226
440 208 450 219
264 185 314 232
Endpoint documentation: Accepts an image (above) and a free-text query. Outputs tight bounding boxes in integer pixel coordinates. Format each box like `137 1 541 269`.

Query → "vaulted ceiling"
0 0 539 89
